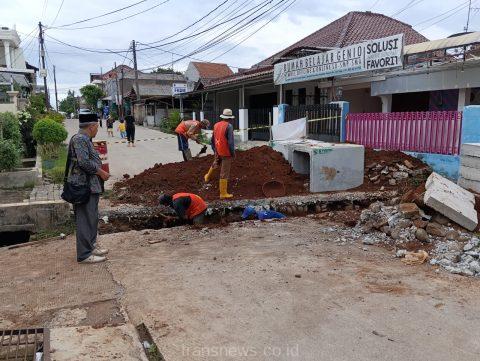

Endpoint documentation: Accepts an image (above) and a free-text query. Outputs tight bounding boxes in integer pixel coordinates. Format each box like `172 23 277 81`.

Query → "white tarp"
272 117 306 141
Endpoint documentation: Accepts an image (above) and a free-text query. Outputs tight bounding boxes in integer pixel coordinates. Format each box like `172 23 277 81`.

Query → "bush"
43 112 65 124
33 118 68 159
47 166 66 183
33 118 68 144
160 109 182 134
0 139 21 171
18 110 36 157
0 112 22 148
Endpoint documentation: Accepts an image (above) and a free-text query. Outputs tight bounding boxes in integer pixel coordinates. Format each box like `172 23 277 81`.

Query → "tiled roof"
206 66 273 88
255 11 428 67
127 84 172 98
191 62 234 79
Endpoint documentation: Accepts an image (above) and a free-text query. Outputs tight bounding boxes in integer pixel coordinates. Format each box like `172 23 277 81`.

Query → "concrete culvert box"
290 143 364 193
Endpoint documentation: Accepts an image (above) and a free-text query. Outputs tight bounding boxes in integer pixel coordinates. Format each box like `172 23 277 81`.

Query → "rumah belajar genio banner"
273 34 404 85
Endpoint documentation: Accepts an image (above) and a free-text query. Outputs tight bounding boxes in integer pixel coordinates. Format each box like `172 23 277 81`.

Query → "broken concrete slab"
459 165 480 182
459 155 480 169
460 143 480 158
458 177 480 193
49 325 148 361
424 172 478 231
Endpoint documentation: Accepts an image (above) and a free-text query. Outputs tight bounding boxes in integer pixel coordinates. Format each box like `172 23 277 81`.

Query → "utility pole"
465 0 472 32
131 40 140 101
120 66 125 116
114 62 122 119
53 65 58 111
38 22 49 109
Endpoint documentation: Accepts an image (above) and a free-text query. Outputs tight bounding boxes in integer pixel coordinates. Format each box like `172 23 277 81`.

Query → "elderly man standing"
67 113 110 263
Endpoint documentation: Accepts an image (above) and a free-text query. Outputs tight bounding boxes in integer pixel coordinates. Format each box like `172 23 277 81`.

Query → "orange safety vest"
172 193 207 219
213 120 231 157
175 120 200 136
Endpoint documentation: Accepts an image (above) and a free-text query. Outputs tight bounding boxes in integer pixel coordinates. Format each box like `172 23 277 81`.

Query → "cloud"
2 0 476 101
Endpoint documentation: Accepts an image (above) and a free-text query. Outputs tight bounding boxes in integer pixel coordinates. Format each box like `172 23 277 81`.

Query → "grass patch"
42 144 67 183
32 219 75 241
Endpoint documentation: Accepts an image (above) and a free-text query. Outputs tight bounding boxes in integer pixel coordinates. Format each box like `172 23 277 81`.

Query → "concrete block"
460 155 480 169
458 177 480 194
460 165 480 182
424 172 477 231
290 142 364 193
461 143 480 158
425 172 474 205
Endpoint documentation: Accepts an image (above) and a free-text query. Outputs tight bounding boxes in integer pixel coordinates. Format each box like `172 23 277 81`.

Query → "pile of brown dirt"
113 146 309 205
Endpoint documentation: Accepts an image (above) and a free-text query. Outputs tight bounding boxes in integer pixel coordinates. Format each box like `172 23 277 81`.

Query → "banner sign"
172 83 187 95
274 34 404 85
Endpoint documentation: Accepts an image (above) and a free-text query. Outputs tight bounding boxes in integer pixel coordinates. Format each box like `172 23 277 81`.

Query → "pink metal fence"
346 111 462 155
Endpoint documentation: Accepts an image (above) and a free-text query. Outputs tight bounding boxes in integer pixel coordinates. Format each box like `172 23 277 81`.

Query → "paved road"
65 119 212 188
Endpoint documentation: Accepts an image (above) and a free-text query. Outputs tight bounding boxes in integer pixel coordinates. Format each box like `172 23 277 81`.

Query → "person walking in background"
118 119 127 139
106 116 114 137
204 108 235 199
124 112 136 147
67 113 110 264
174 118 210 161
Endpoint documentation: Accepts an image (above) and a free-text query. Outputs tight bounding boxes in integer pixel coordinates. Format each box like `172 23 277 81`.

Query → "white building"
0 26 36 113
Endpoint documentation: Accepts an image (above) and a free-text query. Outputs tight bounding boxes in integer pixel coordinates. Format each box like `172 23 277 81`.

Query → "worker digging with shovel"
175 118 210 161
204 108 235 199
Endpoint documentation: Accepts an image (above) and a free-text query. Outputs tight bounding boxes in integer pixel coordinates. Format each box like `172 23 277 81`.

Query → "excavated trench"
98 191 398 234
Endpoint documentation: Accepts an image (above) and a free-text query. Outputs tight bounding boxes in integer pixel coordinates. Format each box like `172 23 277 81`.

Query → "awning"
404 31 480 55
102 96 112 101
0 72 30 87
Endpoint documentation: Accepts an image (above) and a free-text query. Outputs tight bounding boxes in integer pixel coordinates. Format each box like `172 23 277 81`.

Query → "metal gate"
248 108 271 141
285 104 342 142
203 109 239 130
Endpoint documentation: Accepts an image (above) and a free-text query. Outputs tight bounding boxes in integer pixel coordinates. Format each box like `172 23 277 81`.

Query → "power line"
48 0 170 30
390 0 425 17
139 0 273 48
52 0 147 28
151 0 230 44
49 0 65 26
45 33 131 54
138 0 289 70
168 0 253 53
211 0 296 61
414 0 472 26
369 0 382 10
418 0 477 30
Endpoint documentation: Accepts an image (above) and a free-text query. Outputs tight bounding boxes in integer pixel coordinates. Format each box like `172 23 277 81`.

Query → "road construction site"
3 121 480 360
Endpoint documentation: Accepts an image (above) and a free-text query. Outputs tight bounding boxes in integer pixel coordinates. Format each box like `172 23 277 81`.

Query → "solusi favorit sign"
274 34 404 85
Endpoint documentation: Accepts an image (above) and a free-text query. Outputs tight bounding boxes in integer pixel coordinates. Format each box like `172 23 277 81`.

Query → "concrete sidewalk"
65 119 213 188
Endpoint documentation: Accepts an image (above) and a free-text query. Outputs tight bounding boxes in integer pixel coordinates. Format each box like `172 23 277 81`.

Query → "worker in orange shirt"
203 109 235 199
175 119 210 161
158 192 207 224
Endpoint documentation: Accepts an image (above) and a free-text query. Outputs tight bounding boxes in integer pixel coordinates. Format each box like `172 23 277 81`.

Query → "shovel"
194 145 208 158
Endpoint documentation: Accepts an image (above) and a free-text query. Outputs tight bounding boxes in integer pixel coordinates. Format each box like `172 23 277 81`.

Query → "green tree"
0 112 22 148
80 84 105 111
151 67 182 75
26 93 47 120
59 90 79 115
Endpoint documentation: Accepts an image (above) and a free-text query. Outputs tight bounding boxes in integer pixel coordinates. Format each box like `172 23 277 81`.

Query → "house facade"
0 26 36 112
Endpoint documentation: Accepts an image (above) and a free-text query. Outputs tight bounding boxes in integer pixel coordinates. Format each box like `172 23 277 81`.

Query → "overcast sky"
2 0 478 102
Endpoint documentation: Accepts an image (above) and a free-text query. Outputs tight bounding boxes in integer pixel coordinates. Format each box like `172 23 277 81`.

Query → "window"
285 89 293 105
298 88 306 105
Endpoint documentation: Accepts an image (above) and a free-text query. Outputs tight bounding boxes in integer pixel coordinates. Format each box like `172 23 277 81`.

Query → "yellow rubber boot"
219 179 233 199
204 167 214 182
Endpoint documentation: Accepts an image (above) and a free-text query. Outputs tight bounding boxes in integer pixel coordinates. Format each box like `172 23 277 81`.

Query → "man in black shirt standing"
124 112 136 147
